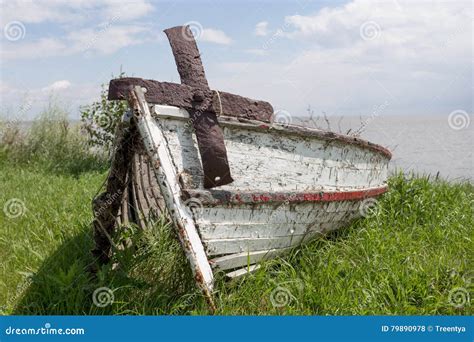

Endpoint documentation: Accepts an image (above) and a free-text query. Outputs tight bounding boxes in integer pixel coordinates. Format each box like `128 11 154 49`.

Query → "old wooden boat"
91 26 391 309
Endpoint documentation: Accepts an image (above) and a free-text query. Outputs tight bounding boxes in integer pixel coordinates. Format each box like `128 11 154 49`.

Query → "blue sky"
0 0 472 120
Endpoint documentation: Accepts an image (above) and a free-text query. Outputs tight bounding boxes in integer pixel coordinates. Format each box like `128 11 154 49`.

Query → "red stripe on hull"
186 186 389 205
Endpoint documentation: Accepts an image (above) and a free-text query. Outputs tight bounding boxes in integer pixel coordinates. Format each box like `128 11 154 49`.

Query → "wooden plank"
155 116 389 193
198 212 356 240
118 177 130 226
226 265 261 279
203 219 353 256
144 157 166 217
196 201 359 225
129 86 216 310
204 235 305 256
210 248 292 271
91 120 134 265
151 104 391 159
131 154 150 230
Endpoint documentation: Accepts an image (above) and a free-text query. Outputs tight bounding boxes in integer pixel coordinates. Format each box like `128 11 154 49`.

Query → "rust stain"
187 186 389 206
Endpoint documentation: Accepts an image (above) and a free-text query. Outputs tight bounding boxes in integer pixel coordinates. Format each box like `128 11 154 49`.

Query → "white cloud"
101 0 154 21
1 24 155 60
67 25 151 54
0 0 157 61
213 0 471 117
0 0 154 26
244 49 267 56
255 21 268 36
0 81 102 120
200 28 232 45
42 80 72 92
1 38 67 60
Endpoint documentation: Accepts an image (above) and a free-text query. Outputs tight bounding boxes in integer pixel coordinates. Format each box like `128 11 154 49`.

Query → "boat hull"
137 105 391 277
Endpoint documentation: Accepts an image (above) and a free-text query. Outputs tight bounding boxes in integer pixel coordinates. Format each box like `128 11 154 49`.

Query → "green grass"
0 112 472 315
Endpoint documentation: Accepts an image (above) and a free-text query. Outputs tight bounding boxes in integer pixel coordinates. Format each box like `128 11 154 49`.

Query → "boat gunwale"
152 105 393 160
183 185 388 206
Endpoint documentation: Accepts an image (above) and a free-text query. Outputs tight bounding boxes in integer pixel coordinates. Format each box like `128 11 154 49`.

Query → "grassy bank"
0 114 472 315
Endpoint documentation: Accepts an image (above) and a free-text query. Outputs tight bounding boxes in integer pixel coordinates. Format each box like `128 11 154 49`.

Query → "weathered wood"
198 214 355 240
109 78 274 122
91 120 135 264
153 107 390 193
203 219 352 256
188 187 388 206
129 85 216 311
210 248 292 271
204 236 304 256
131 154 150 230
164 26 209 89
107 25 276 189
226 265 261 279
151 104 391 158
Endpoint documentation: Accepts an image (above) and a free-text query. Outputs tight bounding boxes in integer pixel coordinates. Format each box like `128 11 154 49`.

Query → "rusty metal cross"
108 25 274 188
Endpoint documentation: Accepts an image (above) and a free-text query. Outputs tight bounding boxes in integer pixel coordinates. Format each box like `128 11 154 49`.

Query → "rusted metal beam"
164 26 209 89
108 77 273 122
164 25 233 188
